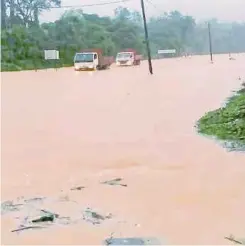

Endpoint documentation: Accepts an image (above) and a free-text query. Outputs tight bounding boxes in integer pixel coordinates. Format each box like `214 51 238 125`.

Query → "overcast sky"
40 0 245 23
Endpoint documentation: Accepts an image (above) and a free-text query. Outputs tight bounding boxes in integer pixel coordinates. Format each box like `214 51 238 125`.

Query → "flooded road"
1 54 245 244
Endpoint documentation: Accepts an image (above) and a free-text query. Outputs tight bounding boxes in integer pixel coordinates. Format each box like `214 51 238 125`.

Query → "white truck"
74 48 114 71
116 49 142 66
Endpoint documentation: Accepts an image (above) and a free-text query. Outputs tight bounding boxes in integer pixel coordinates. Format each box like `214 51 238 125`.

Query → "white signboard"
158 49 176 54
44 50 59 60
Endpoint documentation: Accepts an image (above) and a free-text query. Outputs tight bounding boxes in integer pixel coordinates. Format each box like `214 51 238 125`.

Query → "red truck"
115 49 142 66
74 48 114 71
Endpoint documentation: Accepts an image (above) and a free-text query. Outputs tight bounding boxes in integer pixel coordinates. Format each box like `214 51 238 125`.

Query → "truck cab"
74 52 98 71
116 52 135 66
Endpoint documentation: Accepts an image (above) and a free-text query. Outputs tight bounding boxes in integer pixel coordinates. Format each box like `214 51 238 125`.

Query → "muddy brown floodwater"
1 54 245 245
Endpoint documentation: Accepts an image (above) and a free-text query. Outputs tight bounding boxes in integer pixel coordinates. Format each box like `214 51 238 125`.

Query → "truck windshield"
74 53 94 62
117 53 132 59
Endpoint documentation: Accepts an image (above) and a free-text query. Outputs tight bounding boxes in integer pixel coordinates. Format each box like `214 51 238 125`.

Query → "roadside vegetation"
1 0 245 71
197 82 245 151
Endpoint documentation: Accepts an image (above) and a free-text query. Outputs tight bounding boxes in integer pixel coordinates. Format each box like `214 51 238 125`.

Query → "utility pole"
228 30 232 59
208 22 213 63
140 0 153 74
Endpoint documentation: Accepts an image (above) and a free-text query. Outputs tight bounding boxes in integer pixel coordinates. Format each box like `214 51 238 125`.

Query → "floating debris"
225 235 245 244
82 208 112 225
32 214 55 223
40 209 59 217
56 216 72 225
101 178 127 187
11 225 46 232
70 186 85 191
31 209 59 223
1 197 47 215
104 237 162 245
11 209 60 233
24 197 46 203
1 200 24 214
3 195 115 233
11 225 46 233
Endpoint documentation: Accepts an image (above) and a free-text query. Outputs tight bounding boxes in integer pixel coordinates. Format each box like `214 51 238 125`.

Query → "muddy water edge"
1 54 245 244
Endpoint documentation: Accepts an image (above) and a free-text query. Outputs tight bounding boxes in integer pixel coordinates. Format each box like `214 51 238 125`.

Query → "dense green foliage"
197 83 245 149
1 0 245 71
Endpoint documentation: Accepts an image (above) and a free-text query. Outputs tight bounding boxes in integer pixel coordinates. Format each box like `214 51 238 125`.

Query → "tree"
148 11 196 55
1 7 245 71
108 7 144 53
1 0 7 28
5 0 61 27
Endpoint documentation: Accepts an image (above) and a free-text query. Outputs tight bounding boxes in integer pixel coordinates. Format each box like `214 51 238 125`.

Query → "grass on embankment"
197 82 245 150
1 61 72 72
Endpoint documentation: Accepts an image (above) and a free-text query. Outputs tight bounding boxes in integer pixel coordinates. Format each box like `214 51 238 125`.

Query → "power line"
145 0 158 10
50 0 132 9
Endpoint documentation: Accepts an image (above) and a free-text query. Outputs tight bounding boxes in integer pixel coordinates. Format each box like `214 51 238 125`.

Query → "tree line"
1 0 245 71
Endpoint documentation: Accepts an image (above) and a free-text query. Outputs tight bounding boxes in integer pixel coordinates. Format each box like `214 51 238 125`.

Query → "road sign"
158 49 176 54
44 50 59 60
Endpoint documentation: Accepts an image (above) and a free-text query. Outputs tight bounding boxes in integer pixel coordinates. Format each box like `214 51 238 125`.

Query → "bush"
197 85 245 149
1 63 22 71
